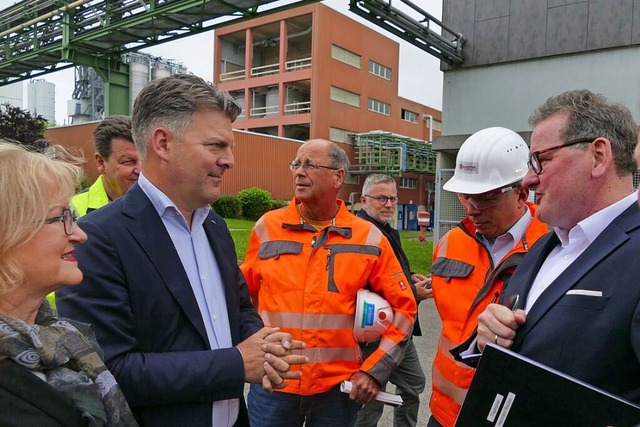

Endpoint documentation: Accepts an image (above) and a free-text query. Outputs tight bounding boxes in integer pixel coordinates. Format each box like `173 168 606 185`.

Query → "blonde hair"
0 141 84 294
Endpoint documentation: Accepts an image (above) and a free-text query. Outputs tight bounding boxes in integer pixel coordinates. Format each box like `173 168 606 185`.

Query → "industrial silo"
28 79 55 124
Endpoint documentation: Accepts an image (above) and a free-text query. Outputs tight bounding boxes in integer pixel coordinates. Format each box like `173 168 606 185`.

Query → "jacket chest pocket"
431 257 475 281
258 240 303 259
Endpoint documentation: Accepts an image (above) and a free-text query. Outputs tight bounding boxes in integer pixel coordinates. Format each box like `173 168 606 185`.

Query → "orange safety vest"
429 203 549 427
241 198 417 396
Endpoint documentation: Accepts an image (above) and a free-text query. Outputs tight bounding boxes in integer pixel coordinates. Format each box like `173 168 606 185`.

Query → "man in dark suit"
472 89 640 404
57 74 306 426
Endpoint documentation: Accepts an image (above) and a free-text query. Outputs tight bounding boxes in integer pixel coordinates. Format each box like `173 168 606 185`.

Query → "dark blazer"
501 203 640 404
356 209 422 335
0 359 86 427
57 184 263 426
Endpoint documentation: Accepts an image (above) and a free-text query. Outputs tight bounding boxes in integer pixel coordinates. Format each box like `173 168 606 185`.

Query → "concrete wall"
444 0 640 69
442 46 640 136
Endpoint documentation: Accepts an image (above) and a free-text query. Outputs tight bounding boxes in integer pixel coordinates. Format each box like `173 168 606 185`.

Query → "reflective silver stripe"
436 231 450 257
260 311 354 330
254 217 269 243
377 337 399 354
300 345 362 364
364 225 383 246
438 334 457 361
432 363 468 406
393 312 415 335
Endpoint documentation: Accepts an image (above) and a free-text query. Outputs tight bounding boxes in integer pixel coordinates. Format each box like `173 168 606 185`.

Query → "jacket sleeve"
360 233 417 385
56 218 248 407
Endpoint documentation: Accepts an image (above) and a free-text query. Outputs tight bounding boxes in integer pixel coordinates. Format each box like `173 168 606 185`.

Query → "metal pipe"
0 0 92 39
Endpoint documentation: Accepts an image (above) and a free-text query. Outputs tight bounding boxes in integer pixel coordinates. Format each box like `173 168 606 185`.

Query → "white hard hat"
443 127 528 195
354 288 394 343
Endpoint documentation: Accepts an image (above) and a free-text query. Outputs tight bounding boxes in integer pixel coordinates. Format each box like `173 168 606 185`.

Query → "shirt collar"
554 191 637 246
137 172 210 229
476 205 532 245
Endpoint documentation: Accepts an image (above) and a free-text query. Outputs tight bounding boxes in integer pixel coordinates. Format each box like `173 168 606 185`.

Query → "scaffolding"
351 130 436 175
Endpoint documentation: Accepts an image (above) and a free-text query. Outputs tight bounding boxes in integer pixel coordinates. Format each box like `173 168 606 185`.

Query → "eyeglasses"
458 184 519 211
44 208 78 236
363 195 399 205
289 160 339 173
527 138 595 175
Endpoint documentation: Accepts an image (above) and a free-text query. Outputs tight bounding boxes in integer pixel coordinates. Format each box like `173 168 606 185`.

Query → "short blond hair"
0 141 83 294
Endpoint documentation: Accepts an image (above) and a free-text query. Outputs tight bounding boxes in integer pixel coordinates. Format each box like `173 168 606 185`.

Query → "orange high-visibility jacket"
429 203 548 427
240 198 417 396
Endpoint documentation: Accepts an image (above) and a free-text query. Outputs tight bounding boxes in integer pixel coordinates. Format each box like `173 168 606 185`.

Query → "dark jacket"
57 183 263 426
357 209 422 336
0 359 86 427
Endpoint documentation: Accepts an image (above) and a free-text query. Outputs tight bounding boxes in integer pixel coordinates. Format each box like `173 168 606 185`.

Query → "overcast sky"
0 0 443 124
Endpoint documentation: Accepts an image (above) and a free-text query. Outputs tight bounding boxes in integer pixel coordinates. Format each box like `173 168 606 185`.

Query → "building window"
329 127 354 144
331 45 361 68
369 60 391 80
400 178 417 189
368 98 390 116
331 86 360 108
344 173 359 185
431 119 442 132
402 109 418 123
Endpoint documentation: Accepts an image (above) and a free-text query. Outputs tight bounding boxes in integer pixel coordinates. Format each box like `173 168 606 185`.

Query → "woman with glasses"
0 141 137 427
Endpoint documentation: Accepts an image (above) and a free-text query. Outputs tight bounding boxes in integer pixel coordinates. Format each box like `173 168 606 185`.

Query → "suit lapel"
503 233 559 305
121 185 209 345
514 203 639 346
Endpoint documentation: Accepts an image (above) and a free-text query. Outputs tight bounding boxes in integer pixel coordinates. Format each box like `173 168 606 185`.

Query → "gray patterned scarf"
0 301 138 427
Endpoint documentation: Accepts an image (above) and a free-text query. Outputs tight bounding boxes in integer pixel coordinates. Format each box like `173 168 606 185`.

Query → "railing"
250 105 279 118
219 69 245 82
284 101 310 115
250 63 279 77
285 57 311 71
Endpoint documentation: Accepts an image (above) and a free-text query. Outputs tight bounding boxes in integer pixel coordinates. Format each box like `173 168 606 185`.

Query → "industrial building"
432 0 640 241
67 53 187 124
215 2 441 217
1 0 443 227
27 79 55 124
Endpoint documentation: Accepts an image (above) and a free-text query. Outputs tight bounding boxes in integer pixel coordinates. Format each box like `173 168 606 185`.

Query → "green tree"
0 103 49 151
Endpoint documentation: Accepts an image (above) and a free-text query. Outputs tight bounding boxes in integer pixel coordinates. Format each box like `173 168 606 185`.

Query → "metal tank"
28 79 55 124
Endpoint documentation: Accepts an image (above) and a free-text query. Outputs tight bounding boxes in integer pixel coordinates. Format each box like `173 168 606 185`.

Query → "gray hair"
362 173 395 195
93 115 133 158
327 143 350 174
529 89 638 175
132 74 241 160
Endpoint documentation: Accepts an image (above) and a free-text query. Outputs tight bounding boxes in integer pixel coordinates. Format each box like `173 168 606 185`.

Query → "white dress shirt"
138 173 238 427
524 191 637 312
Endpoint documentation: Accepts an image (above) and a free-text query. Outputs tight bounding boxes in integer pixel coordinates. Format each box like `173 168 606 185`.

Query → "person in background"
355 173 430 427
469 89 640 406
0 141 137 427
71 115 139 216
57 74 306 427
428 127 549 427
241 139 417 427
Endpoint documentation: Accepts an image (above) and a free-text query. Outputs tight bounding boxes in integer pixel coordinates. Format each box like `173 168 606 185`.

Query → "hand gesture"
237 327 307 392
476 303 526 352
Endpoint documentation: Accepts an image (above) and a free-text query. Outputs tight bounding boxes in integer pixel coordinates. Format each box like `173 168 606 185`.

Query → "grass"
226 218 433 274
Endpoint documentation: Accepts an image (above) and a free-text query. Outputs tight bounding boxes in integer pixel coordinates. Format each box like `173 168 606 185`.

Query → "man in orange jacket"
241 139 417 427
428 127 549 427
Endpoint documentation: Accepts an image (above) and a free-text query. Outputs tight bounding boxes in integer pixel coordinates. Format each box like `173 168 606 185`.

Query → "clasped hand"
237 327 308 392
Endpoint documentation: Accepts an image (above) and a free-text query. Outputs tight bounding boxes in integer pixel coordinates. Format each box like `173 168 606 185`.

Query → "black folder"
455 343 640 427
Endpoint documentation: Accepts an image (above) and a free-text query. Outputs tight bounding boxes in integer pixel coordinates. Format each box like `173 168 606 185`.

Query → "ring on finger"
494 334 499 344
